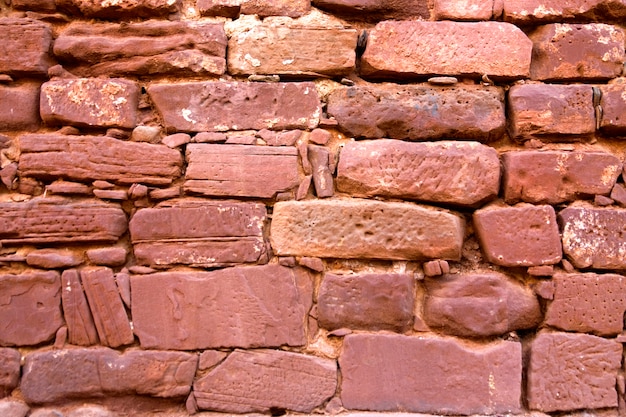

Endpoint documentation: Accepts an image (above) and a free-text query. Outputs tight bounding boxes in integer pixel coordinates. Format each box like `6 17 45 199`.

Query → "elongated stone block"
61 270 99 346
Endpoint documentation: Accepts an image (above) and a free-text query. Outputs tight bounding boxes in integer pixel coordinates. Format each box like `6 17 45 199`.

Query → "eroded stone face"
503 0 626 24
600 82 626 135
313 0 429 20
55 0 180 18
0 348 20 397
0 84 41 131
61 270 99 346
0 18 54 76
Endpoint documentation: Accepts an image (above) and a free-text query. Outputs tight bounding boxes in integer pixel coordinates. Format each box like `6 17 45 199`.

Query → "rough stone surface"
317 273 414 331
340 333 522 414
21 348 197 404
40 79 139 129
527 332 622 412
149 82 320 133
54 21 226 77
0 400 29 417
19 134 182 186
55 0 180 18
130 199 267 267
0 84 41 131
26 249 83 269
327 84 505 141
474 204 562 267
559 204 626 269
423 273 542 337
0 18 54 76
240 0 311 16
502 150 622 204
312 0 430 20
61 270 99 346
361 21 532 79
184 144 300 198
198 0 240 17
0 348 20 396
503 0 626 24
308 145 334 198
85 247 127 266
131 265 312 350
0 271 62 346
337 140 500 206
194 349 336 413
271 199 465 260
508 84 595 141
600 82 626 134
433 0 495 20
228 24 357 77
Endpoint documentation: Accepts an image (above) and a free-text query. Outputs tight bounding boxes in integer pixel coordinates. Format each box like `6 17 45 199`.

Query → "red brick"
545 273 626 336
361 21 532 79
41 79 139 129
508 83 595 141
433 0 496 20
473 203 562 267
560 204 626 269
528 332 622 412
0 348 20 397
0 271 62 346
337 140 500 207
55 0 180 18
85 247 127 266
327 84 505 141
12 0 56 11
194 350 336 413
312 0 430 20
502 150 622 204
26 249 83 269
240 0 311 16
198 0 240 17
184 144 299 198
0 18 54 76
600 82 626 134
529 24 625 81
131 265 312 350
271 199 465 260
317 273 414 332
503 0 626 24
61 270 99 346
0 84 41 131
148 81 320 133
340 333 521 414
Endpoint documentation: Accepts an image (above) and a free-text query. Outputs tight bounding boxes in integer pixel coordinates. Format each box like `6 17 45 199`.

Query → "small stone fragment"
298 257 324 272
533 280 555 300
433 0 494 20
46 181 92 195
130 125 161 143
198 350 228 371
61 269 99 346
54 326 68 349
296 175 312 200
309 129 331 145
427 76 458 85
527 265 554 277
0 83 41 131
26 249 82 269
240 0 310 17
594 194 614 206
308 145 334 198
0 348 20 396
128 183 148 199
93 189 128 200
0 399 29 417
162 133 191 148
86 247 127 266
55 0 180 18
423 260 442 276
193 132 226 143
610 183 626 206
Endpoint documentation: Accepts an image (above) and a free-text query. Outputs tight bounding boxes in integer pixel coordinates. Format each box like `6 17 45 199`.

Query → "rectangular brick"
600 83 626 135
0 84 41 131
0 18 54 75
270 199 465 260
55 0 180 18
240 0 311 17
313 0 429 22
433 0 495 20
503 0 626 24
184 144 300 198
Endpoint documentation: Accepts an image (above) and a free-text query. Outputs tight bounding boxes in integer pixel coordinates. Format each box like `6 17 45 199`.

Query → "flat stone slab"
55 0 180 18
312 0 429 20
0 18 54 75
503 0 626 24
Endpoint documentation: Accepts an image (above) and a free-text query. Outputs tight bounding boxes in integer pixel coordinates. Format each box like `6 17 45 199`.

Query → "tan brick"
0 18 54 76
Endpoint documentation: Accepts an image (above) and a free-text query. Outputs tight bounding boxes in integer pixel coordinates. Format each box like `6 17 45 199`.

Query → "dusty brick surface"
240 0 311 16
0 348 20 397
313 0 429 19
503 0 626 23
433 0 495 20
600 82 626 134
340 333 522 414
0 18 54 76
61 270 99 346
528 332 622 412
337 140 500 206
0 84 41 131
327 84 505 141
55 0 180 18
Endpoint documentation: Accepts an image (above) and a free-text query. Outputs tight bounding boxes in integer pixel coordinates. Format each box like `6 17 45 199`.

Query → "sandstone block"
26 249 83 269
0 18 54 76
130 199 267 267
308 145 334 198
198 0 240 17
317 273 414 331
240 0 311 16
503 0 626 24
21 348 197 404
560 204 626 269
508 84 595 141
61 270 99 346
54 21 226 77
0 271 62 346
361 21 532 79
433 0 495 20
0 348 20 396
0 84 41 131
528 332 622 412
502 150 622 204
545 273 626 336
12 0 56 11
327 84 505 141
340 333 521 414
55 0 180 18
424 273 542 337
271 199 465 260
337 140 500 206
148 81 320 133
474 204 562 267
19 134 182 186
194 349 336 413
131 265 312 350
312 0 430 20
228 24 356 77
184 144 299 198
600 83 626 134
86 247 127 266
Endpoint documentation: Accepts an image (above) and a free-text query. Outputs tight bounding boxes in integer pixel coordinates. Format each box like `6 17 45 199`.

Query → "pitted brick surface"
0 18 54 75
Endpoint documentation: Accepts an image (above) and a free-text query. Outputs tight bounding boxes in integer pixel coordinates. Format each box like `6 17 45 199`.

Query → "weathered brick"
318 273 414 332
503 0 626 24
21 348 197 404
240 0 310 16
0 18 54 76
529 24 625 81
0 84 41 131
545 273 626 336
474 203 562 267
26 249 83 269
528 332 622 412
308 145 334 198
85 247 127 266
502 150 622 204
194 350 336 413
184 144 299 198
55 0 180 18
361 21 532 79
148 81 320 133
130 199 267 268
271 199 464 260
19 134 182 186
560 204 626 269
0 271 62 346
340 333 521 414
433 0 496 20
0 348 20 397
312 0 429 20
12 0 56 11
424 273 542 337
508 83 595 141
327 84 505 141
61 270 99 346
198 0 240 17
600 82 626 134
41 79 139 129
337 140 500 207
228 24 356 77
54 21 226 77
131 265 312 350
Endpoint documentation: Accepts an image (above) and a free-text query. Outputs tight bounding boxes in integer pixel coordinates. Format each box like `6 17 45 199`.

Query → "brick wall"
0 1 626 416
